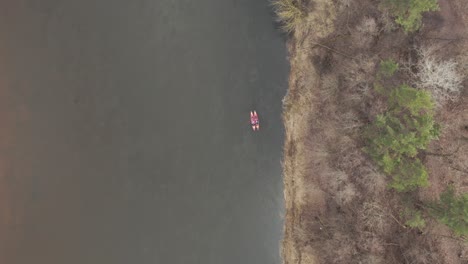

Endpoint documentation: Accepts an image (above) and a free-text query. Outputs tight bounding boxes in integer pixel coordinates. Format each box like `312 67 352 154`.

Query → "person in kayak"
250 111 260 131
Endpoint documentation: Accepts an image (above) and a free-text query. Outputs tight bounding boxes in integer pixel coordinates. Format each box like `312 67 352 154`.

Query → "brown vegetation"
281 0 468 263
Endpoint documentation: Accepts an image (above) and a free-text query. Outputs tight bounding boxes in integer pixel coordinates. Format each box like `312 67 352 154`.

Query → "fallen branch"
426 144 461 157
424 232 467 243
448 165 468 175
310 41 355 59
422 36 467 42
388 212 407 229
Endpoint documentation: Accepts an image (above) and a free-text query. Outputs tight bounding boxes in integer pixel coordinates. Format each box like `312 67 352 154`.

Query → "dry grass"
272 0 307 33
336 0 353 10
319 74 339 101
281 31 319 264
305 0 337 39
300 246 319 264
273 0 337 39
452 0 468 25
358 254 386 264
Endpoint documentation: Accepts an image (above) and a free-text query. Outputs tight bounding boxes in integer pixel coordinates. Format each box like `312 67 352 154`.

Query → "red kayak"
250 111 260 131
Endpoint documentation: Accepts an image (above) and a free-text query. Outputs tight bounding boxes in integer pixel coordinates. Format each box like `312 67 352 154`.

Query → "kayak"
250 111 260 131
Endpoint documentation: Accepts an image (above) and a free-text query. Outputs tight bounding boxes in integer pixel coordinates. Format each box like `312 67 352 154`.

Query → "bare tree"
356 17 379 37
414 46 463 105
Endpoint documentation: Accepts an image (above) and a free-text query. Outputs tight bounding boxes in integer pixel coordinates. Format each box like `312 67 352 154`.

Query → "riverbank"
280 0 468 263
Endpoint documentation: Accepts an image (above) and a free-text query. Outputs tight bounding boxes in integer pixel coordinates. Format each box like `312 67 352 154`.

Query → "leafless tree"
413 46 463 105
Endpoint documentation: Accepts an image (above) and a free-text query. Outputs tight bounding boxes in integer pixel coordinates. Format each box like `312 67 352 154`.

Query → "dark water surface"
0 0 287 263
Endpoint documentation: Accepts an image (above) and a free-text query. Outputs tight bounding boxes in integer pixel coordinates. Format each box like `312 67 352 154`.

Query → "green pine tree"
380 0 439 32
427 186 468 236
365 85 439 191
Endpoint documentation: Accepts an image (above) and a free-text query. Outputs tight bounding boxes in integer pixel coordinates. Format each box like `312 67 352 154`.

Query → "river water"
0 0 288 263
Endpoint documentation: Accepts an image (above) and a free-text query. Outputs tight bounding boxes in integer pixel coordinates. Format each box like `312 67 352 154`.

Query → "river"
0 0 288 263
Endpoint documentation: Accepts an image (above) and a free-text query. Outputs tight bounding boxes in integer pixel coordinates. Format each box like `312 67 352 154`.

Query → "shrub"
335 183 357 206
380 10 397 32
427 186 468 236
359 202 388 233
404 209 426 230
356 17 379 36
414 46 463 105
373 82 386 95
342 55 376 88
378 59 399 78
365 85 439 191
353 17 379 48
357 167 387 195
380 0 439 32
272 0 306 33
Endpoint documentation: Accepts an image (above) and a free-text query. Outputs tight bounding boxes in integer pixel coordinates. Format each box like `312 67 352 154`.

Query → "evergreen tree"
366 85 439 191
428 186 468 236
380 0 439 32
